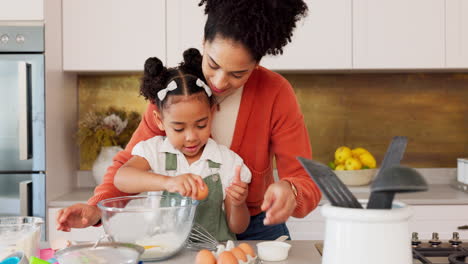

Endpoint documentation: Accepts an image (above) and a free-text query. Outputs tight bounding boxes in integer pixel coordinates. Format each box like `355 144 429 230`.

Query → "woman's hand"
226 166 249 207
261 180 297 225
56 203 102 232
164 173 205 199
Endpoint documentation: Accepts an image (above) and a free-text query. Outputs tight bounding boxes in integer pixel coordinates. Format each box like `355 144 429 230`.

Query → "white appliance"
0 23 45 221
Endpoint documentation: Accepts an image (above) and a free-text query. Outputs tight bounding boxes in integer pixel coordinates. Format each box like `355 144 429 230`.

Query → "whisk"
186 223 219 251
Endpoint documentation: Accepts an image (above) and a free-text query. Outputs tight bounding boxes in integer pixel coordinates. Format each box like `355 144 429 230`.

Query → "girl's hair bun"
144 57 165 77
183 48 203 67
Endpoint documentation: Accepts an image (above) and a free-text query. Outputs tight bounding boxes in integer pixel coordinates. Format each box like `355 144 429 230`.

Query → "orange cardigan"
88 66 321 218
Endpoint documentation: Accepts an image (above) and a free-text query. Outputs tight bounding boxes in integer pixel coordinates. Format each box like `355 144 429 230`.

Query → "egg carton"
212 240 258 264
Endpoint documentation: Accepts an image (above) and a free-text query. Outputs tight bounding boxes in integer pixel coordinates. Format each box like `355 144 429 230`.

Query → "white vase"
92 146 123 185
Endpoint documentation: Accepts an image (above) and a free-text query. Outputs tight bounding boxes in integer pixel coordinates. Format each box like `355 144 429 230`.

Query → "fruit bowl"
97 194 197 261
334 169 378 186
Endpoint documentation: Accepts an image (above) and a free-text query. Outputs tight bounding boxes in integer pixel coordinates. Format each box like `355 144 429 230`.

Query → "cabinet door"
353 0 445 69
62 0 165 72
446 0 468 68
409 205 468 240
0 0 43 20
48 208 105 242
166 0 206 67
261 0 352 71
286 206 325 240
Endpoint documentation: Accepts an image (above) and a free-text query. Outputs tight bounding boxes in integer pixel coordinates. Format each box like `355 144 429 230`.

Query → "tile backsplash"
78 73 468 168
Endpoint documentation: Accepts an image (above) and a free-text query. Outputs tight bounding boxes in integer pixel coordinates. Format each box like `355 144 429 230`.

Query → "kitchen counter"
146 240 321 264
49 183 468 207
40 241 321 264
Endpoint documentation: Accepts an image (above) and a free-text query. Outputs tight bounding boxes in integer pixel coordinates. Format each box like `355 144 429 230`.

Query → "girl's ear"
153 110 165 131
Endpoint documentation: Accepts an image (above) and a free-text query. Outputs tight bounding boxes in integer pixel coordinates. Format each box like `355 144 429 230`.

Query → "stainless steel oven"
0 23 45 220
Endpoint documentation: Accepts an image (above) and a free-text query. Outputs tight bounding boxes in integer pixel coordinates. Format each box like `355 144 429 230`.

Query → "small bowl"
256 241 291 261
334 169 377 186
0 251 29 264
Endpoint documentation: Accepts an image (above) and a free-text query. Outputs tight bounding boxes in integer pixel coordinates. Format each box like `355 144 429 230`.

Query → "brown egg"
217 251 238 264
238 243 256 257
195 249 216 264
195 182 209 200
231 247 247 262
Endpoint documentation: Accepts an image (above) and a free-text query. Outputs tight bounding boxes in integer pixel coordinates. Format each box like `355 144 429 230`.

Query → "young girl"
114 49 252 241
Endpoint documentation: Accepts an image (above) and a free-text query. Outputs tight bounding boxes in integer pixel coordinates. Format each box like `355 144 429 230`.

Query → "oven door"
0 54 45 172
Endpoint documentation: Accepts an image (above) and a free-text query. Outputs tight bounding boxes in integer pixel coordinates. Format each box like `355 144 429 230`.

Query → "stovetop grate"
413 246 468 264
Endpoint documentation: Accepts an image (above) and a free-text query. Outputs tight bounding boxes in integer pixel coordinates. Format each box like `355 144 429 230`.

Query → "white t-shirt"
132 136 252 199
211 86 243 148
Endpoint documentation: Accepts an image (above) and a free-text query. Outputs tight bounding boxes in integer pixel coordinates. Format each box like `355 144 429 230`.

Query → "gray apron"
163 152 235 241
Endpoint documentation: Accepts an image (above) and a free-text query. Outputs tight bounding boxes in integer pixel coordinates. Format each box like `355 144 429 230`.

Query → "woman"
57 0 321 240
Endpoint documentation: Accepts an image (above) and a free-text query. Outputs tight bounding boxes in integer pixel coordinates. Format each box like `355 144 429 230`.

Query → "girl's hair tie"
157 80 178 101
196 78 212 97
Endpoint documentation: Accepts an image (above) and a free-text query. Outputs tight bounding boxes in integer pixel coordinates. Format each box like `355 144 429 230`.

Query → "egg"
238 243 256 257
231 247 247 262
217 251 238 264
195 182 209 200
195 249 216 264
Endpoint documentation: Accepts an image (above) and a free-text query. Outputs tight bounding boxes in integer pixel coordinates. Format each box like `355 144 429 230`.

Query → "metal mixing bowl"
97 194 197 261
55 241 144 264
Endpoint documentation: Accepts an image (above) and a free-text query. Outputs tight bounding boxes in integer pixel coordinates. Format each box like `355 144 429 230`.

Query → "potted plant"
77 107 141 184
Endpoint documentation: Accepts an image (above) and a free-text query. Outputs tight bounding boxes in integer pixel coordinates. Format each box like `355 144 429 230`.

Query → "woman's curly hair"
140 48 213 110
199 0 308 61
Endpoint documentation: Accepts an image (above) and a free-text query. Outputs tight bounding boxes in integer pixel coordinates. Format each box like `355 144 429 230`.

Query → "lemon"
351 147 370 158
345 157 362 170
335 146 352 165
334 159 343 165
359 152 377 168
335 164 345 170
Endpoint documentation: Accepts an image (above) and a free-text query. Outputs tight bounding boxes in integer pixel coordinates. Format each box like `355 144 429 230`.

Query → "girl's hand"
56 203 102 232
226 166 248 207
164 173 205 199
261 180 297 225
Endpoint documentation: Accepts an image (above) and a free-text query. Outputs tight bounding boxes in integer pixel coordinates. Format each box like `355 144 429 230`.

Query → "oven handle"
18 61 33 160
19 180 33 216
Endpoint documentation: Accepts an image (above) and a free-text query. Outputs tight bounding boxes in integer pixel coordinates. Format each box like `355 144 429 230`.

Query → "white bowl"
256 241 291 261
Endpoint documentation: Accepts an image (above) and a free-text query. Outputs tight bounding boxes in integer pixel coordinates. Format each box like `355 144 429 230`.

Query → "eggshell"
217 251 238 264
238 243 256 257
195 249 216 264
231 247 247 262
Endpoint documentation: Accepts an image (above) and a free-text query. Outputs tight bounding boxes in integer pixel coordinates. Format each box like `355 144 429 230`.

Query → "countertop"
41 241 321 264
154 240 321 264
49 183 468 208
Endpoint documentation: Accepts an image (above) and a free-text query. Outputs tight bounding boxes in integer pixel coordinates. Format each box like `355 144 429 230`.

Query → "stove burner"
412 232 467 264
449 252 468 264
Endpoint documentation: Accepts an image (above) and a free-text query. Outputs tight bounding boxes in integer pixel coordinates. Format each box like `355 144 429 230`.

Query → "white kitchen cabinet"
166 0 206 67
48 207 105 242
0 0 43 20
62 0 166 72
446 0 468 68
409 205 468 240
261 0 352 71
166 0 352 71
353 0 445 69
287 205 468 241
